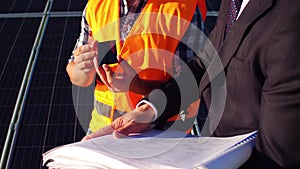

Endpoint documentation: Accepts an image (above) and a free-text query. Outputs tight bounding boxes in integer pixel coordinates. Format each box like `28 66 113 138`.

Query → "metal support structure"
0 11 82 19
0 11 215 19
207 11 219 17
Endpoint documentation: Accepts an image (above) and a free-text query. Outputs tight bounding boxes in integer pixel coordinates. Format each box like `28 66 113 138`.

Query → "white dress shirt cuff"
136 100 158 122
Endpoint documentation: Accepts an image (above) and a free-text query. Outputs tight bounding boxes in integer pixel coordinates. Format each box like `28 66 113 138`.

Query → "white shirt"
237 0 250 19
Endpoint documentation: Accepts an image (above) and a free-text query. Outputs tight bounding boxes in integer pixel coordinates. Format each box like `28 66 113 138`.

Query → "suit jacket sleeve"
146 52 206 129
256 8 300 167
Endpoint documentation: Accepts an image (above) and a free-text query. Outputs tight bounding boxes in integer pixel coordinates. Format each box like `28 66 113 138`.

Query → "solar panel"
51 0 87 12
0 0 47 13
0 18 41 157
205 0 221 11
8 17 87 169
204 0 221 34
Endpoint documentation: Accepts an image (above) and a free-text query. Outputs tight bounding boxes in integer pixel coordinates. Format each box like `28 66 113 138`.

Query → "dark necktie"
226 0 243 33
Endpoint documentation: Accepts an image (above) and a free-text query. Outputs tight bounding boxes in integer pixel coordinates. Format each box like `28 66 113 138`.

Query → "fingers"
93 57 112 89
95 62 121 92
82 109 152 140
73 41 98 72
81 135 92 141
102 64 115 84
74 51 97 64
76 41 97 55
113 122 133 138
93 57 101 77
76 59 95 72
81 124 115 141
112 109 152 138
73 41 97 64
113 121 150 138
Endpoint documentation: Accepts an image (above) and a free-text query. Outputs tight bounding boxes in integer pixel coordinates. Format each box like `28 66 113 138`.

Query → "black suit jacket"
151 0 300 168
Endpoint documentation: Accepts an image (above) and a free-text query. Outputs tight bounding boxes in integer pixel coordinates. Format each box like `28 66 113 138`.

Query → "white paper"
43 130 257 169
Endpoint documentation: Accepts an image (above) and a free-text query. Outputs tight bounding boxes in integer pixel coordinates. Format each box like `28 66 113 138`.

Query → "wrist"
136 101 158 122
137 104 155 123
67 62 95 87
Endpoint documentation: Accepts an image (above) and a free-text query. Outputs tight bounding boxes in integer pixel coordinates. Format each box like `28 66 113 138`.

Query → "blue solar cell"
51 0 87 12
0 0 46 13
205 0 221 11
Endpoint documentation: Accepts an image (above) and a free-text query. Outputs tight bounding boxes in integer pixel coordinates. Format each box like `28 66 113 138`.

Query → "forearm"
129 77 162 96
141 57 204 128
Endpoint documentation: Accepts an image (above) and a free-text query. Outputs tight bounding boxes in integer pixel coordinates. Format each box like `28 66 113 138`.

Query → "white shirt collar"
237 0 251 20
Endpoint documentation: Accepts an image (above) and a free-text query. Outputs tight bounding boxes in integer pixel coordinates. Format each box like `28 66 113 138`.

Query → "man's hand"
82 104 155 140
66 41 98 87
93 55 139 92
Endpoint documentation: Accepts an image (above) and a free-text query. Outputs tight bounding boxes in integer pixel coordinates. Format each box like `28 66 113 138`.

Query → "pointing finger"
102 64 115 84
81 124 115 141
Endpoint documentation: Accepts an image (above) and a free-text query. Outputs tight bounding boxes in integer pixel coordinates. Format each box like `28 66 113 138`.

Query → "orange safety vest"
86 0 202 131
197 0 207 21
